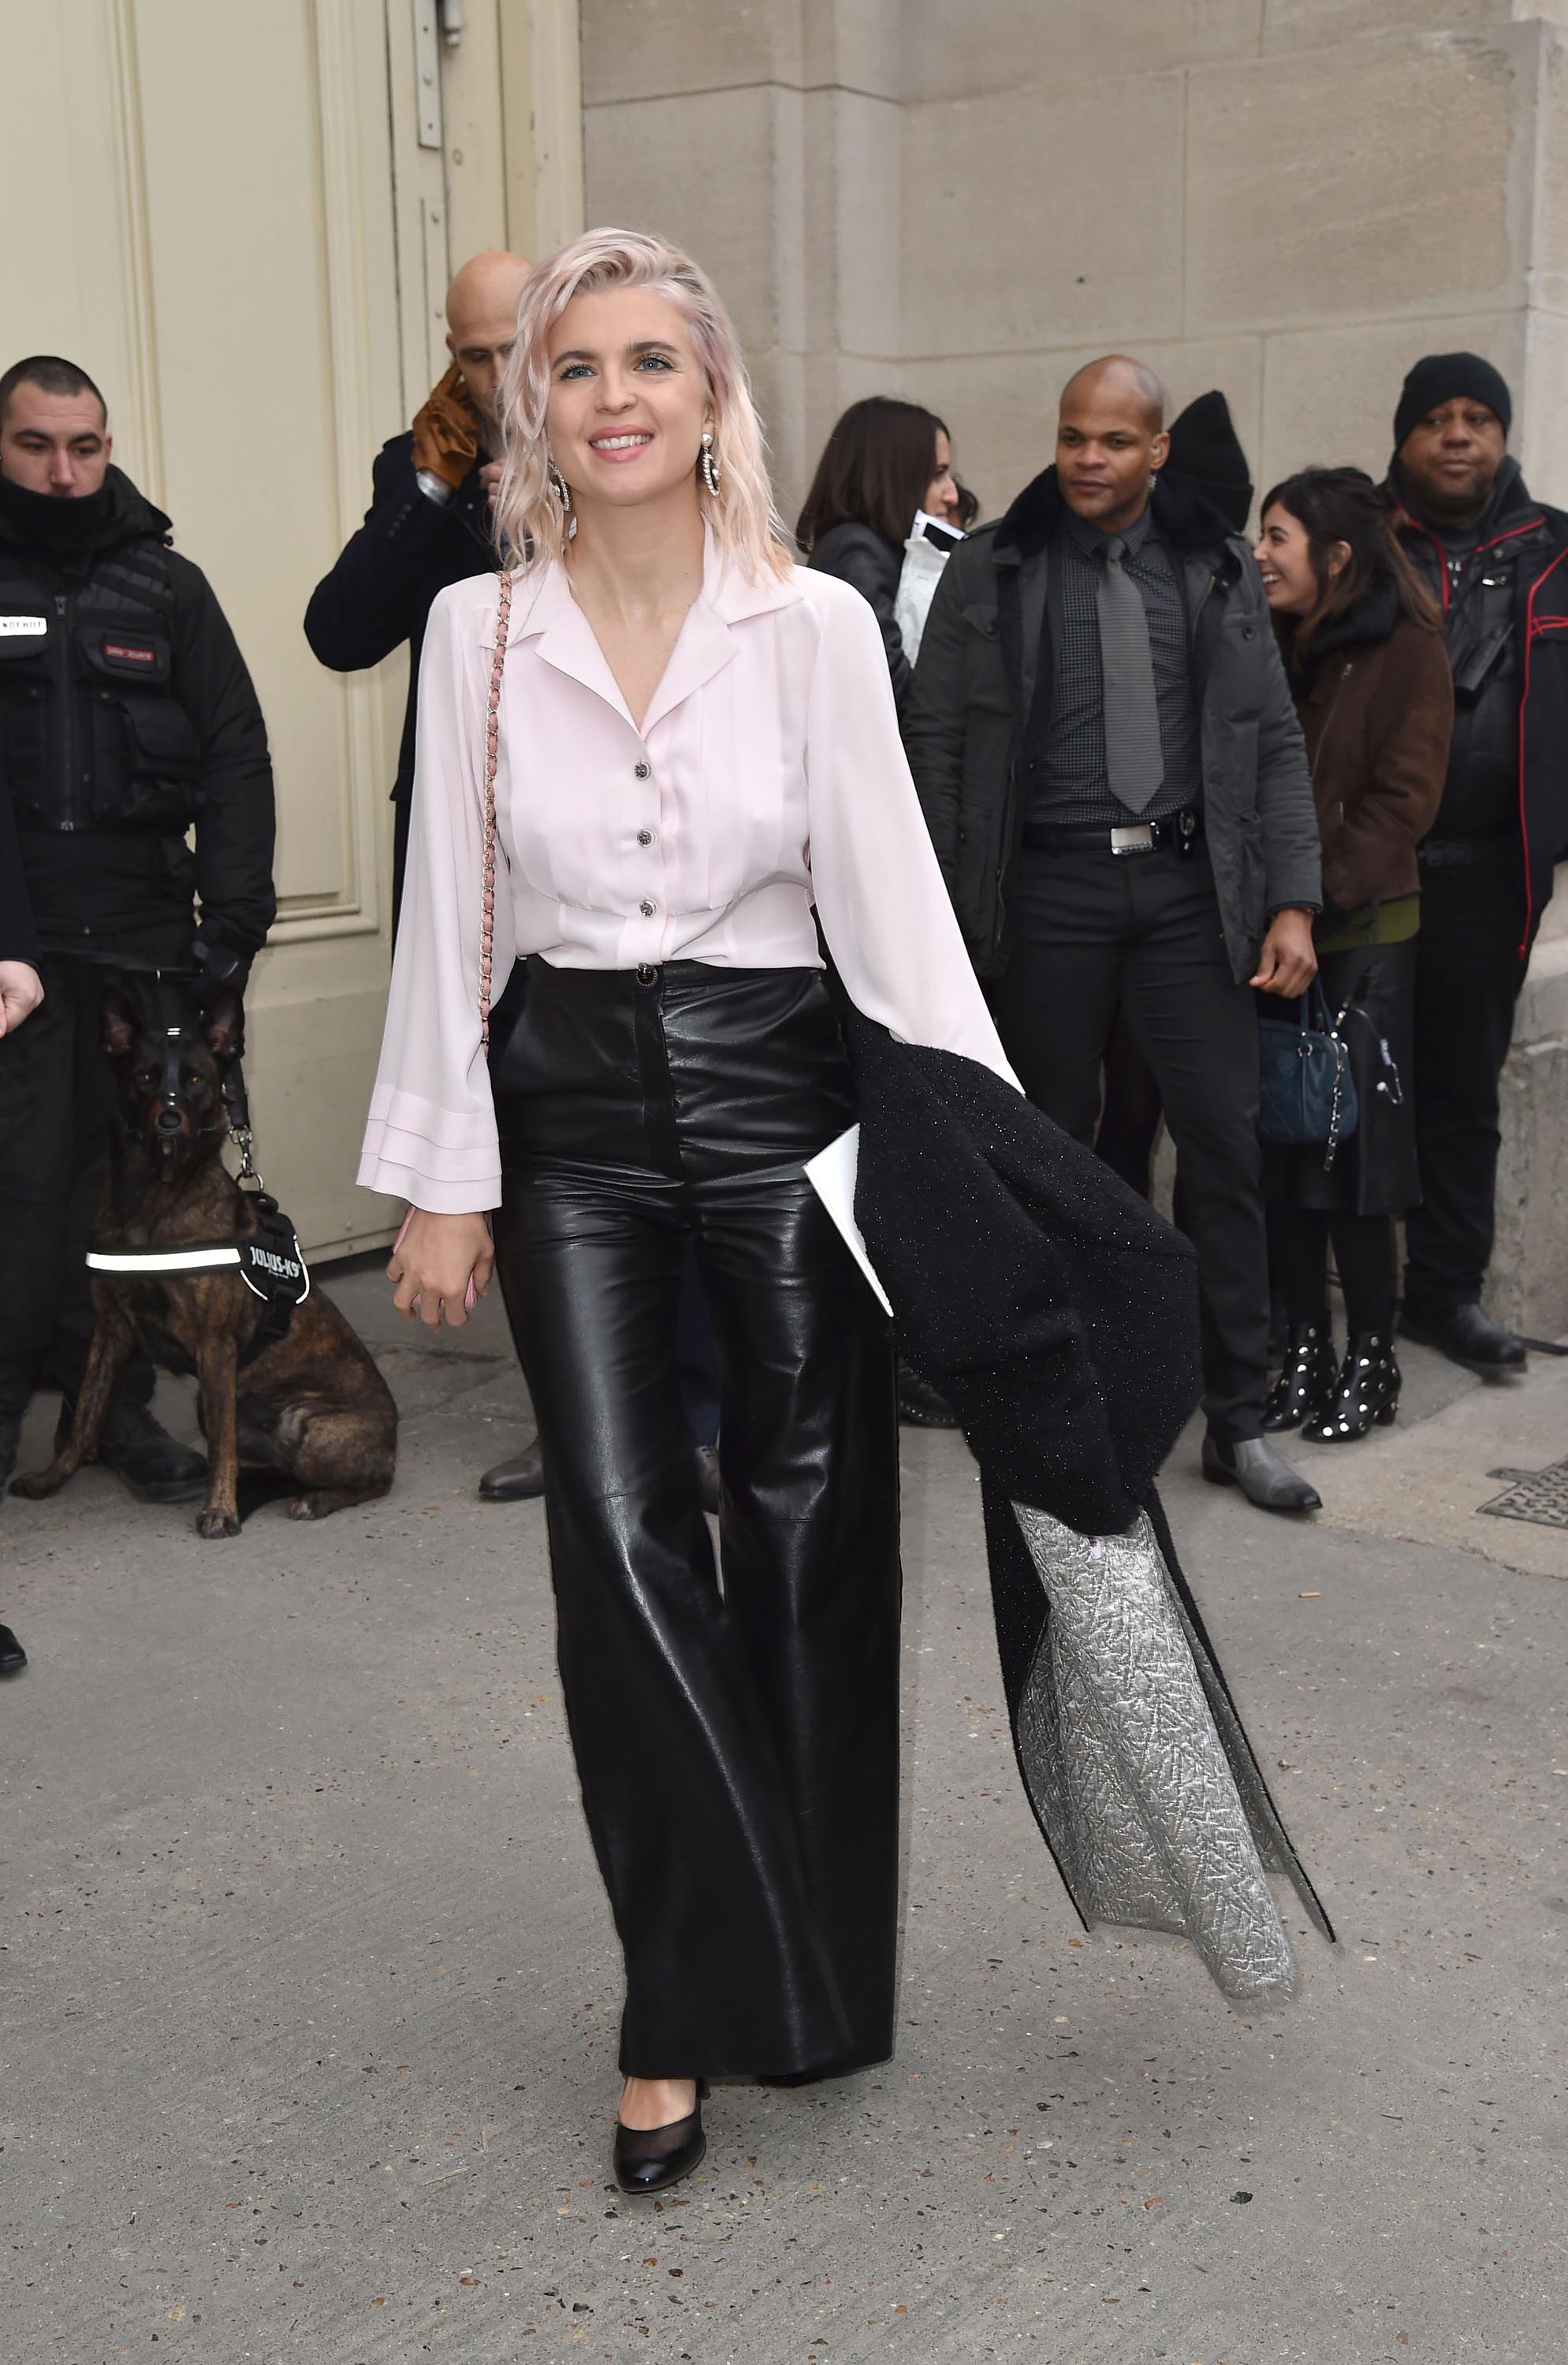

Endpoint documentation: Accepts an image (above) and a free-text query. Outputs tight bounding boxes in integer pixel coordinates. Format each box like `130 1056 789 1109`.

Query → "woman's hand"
387 1209 494 1329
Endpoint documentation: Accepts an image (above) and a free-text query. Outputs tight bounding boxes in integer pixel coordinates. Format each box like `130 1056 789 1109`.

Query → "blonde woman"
359 230 1017 2192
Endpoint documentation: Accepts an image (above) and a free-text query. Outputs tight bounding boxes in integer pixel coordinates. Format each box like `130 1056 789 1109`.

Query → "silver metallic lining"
1011 1502 1297 2003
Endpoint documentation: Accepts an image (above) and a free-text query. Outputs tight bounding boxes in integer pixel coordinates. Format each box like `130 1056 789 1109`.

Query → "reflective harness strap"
88 1246 242 1274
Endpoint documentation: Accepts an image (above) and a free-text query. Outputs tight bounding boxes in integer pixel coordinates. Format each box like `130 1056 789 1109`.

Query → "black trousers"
0 952 155 1419
989 842 1267 1440
488 959 900 2079
1403 853 1530 1314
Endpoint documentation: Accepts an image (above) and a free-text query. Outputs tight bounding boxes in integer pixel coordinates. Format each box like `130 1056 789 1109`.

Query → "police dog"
14 981 397 1539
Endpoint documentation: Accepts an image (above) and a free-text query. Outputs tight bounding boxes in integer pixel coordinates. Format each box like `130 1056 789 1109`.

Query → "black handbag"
1257 982 1359 1168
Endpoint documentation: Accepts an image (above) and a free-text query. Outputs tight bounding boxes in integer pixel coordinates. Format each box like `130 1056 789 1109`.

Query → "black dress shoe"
1201 1432 1321 1514
1304 1331 1400 1443
75 1402 207 1503
613 2081 708 2196
896 1360 959 1428
1261 1320 1338 1432
694 1443 721 1516
0 1622 26 1674
1400 1301 1528 1376
479 1434 546 1500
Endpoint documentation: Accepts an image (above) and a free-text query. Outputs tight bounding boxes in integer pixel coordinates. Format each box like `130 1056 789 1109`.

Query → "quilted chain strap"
479 567 513 1047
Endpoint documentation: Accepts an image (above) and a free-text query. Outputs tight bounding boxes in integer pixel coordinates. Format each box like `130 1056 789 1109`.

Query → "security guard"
0 353 276 1499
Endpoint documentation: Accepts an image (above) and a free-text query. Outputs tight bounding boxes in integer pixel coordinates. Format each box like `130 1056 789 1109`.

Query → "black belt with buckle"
1022 803 1204 857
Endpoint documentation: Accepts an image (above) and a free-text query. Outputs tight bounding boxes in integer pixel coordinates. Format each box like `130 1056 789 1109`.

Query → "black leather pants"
489 959 900 2079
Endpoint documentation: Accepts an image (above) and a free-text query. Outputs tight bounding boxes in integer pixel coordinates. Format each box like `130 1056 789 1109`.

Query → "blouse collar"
505 526 802 736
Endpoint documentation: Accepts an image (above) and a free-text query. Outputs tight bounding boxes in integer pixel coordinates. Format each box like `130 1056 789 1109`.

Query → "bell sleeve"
357 580 515 1212
802 575 1021 1090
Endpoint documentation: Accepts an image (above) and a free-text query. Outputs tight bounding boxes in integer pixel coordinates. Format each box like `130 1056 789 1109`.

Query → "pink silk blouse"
358 532 1019 1213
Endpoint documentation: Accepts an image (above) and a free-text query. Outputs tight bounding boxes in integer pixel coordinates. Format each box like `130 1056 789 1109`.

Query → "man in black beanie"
1385 352 1568 1373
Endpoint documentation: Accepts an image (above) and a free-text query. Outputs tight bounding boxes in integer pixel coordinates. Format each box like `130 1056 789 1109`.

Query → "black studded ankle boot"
1303 1331 1401 1443
1262 1320 1338 1432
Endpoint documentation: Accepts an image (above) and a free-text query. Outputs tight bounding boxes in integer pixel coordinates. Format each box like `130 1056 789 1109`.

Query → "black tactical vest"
0 535 202 833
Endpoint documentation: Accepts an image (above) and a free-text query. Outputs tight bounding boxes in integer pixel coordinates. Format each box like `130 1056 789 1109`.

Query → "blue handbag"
1257 982 1359 1168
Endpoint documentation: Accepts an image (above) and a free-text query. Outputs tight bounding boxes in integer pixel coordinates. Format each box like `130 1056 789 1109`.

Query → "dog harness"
87 1192 311 1361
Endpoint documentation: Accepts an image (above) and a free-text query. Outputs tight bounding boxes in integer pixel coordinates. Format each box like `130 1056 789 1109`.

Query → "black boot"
1303 1331 1400 1443
61 1399 208 1503
1261 1320 1337 1432
0 1622 26 1674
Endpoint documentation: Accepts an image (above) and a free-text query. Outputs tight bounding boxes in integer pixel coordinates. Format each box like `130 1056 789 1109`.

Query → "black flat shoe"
1261 1320 1337 1432
0 1623 26 1674
613 2081 707 2196
479 1435 546 1501
1400 1301 1527 1376
1303 1331 1400 1442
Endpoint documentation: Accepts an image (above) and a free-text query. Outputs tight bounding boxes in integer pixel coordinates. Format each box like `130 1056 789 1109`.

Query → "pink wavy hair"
493 228 791 582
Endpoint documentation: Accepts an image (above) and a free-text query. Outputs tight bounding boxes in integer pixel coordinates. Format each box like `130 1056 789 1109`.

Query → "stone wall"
581 0 1568 1331
583 1 1568 518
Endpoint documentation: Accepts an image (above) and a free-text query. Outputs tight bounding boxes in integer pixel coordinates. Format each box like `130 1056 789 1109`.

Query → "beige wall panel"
899 337 1265 526
896 0 1264 100
439 0 511 263
1533 24 1568 310
1186 35 1521 333
900 75 1186 359
0 2 157 493
580 0 803 105
583 88 795 348
1521 304 1568 504
1258 310 1521 504
1263 0 1517 49
130 0 352 911
241 982 405 1257
804 88 903 358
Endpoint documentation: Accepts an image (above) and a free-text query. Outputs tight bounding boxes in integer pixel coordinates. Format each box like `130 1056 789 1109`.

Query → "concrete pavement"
2 1268 1563 2364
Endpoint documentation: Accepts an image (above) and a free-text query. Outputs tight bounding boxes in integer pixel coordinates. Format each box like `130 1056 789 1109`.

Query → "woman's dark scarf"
847 1014 1334 2001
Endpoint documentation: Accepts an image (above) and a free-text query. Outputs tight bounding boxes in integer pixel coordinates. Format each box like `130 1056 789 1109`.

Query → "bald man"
305 248 531 924
907 356 1324 1514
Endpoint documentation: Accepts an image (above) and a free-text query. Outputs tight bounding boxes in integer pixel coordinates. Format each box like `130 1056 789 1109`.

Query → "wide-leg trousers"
488 958 901 2079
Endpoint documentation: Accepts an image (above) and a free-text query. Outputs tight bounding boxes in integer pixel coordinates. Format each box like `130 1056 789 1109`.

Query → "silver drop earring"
699 426 720 498
548 460 572 512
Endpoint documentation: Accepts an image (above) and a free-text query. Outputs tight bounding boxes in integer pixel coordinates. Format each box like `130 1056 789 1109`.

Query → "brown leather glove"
412 364 482 491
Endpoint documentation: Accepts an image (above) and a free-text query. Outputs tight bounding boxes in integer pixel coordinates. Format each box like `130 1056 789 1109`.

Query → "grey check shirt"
1030 502 1202 828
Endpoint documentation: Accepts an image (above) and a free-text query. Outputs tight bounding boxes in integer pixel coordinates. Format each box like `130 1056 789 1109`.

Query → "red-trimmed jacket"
1388 458 1568 959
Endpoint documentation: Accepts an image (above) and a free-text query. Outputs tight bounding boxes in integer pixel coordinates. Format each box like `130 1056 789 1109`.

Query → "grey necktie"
1097 535 1164 816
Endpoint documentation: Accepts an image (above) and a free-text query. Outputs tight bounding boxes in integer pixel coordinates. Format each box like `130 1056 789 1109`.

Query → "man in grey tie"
907 356 1324 1513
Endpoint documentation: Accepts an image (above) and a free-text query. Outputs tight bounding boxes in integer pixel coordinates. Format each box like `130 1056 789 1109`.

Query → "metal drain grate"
1479 1461 1568 1529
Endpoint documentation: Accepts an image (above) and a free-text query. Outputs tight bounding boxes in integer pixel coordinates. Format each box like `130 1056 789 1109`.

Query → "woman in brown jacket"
1253 467 1451 1440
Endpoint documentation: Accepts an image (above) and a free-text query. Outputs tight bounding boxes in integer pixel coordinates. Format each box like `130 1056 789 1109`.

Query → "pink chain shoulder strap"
479 567 513 1047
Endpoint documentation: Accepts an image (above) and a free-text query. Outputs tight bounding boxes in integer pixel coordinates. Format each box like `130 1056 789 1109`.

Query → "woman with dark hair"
1253 465 1451 1440
796 397 974 712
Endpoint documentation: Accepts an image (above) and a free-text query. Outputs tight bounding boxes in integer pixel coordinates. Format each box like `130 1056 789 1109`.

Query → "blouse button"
634 760 651 779
637 828 654 846
639 898 657 917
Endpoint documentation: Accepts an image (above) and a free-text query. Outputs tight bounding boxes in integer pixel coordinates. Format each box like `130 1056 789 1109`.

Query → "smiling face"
544 286 709 519
1253 502 1350 620
1398 397 1507 527
0 381 111 496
